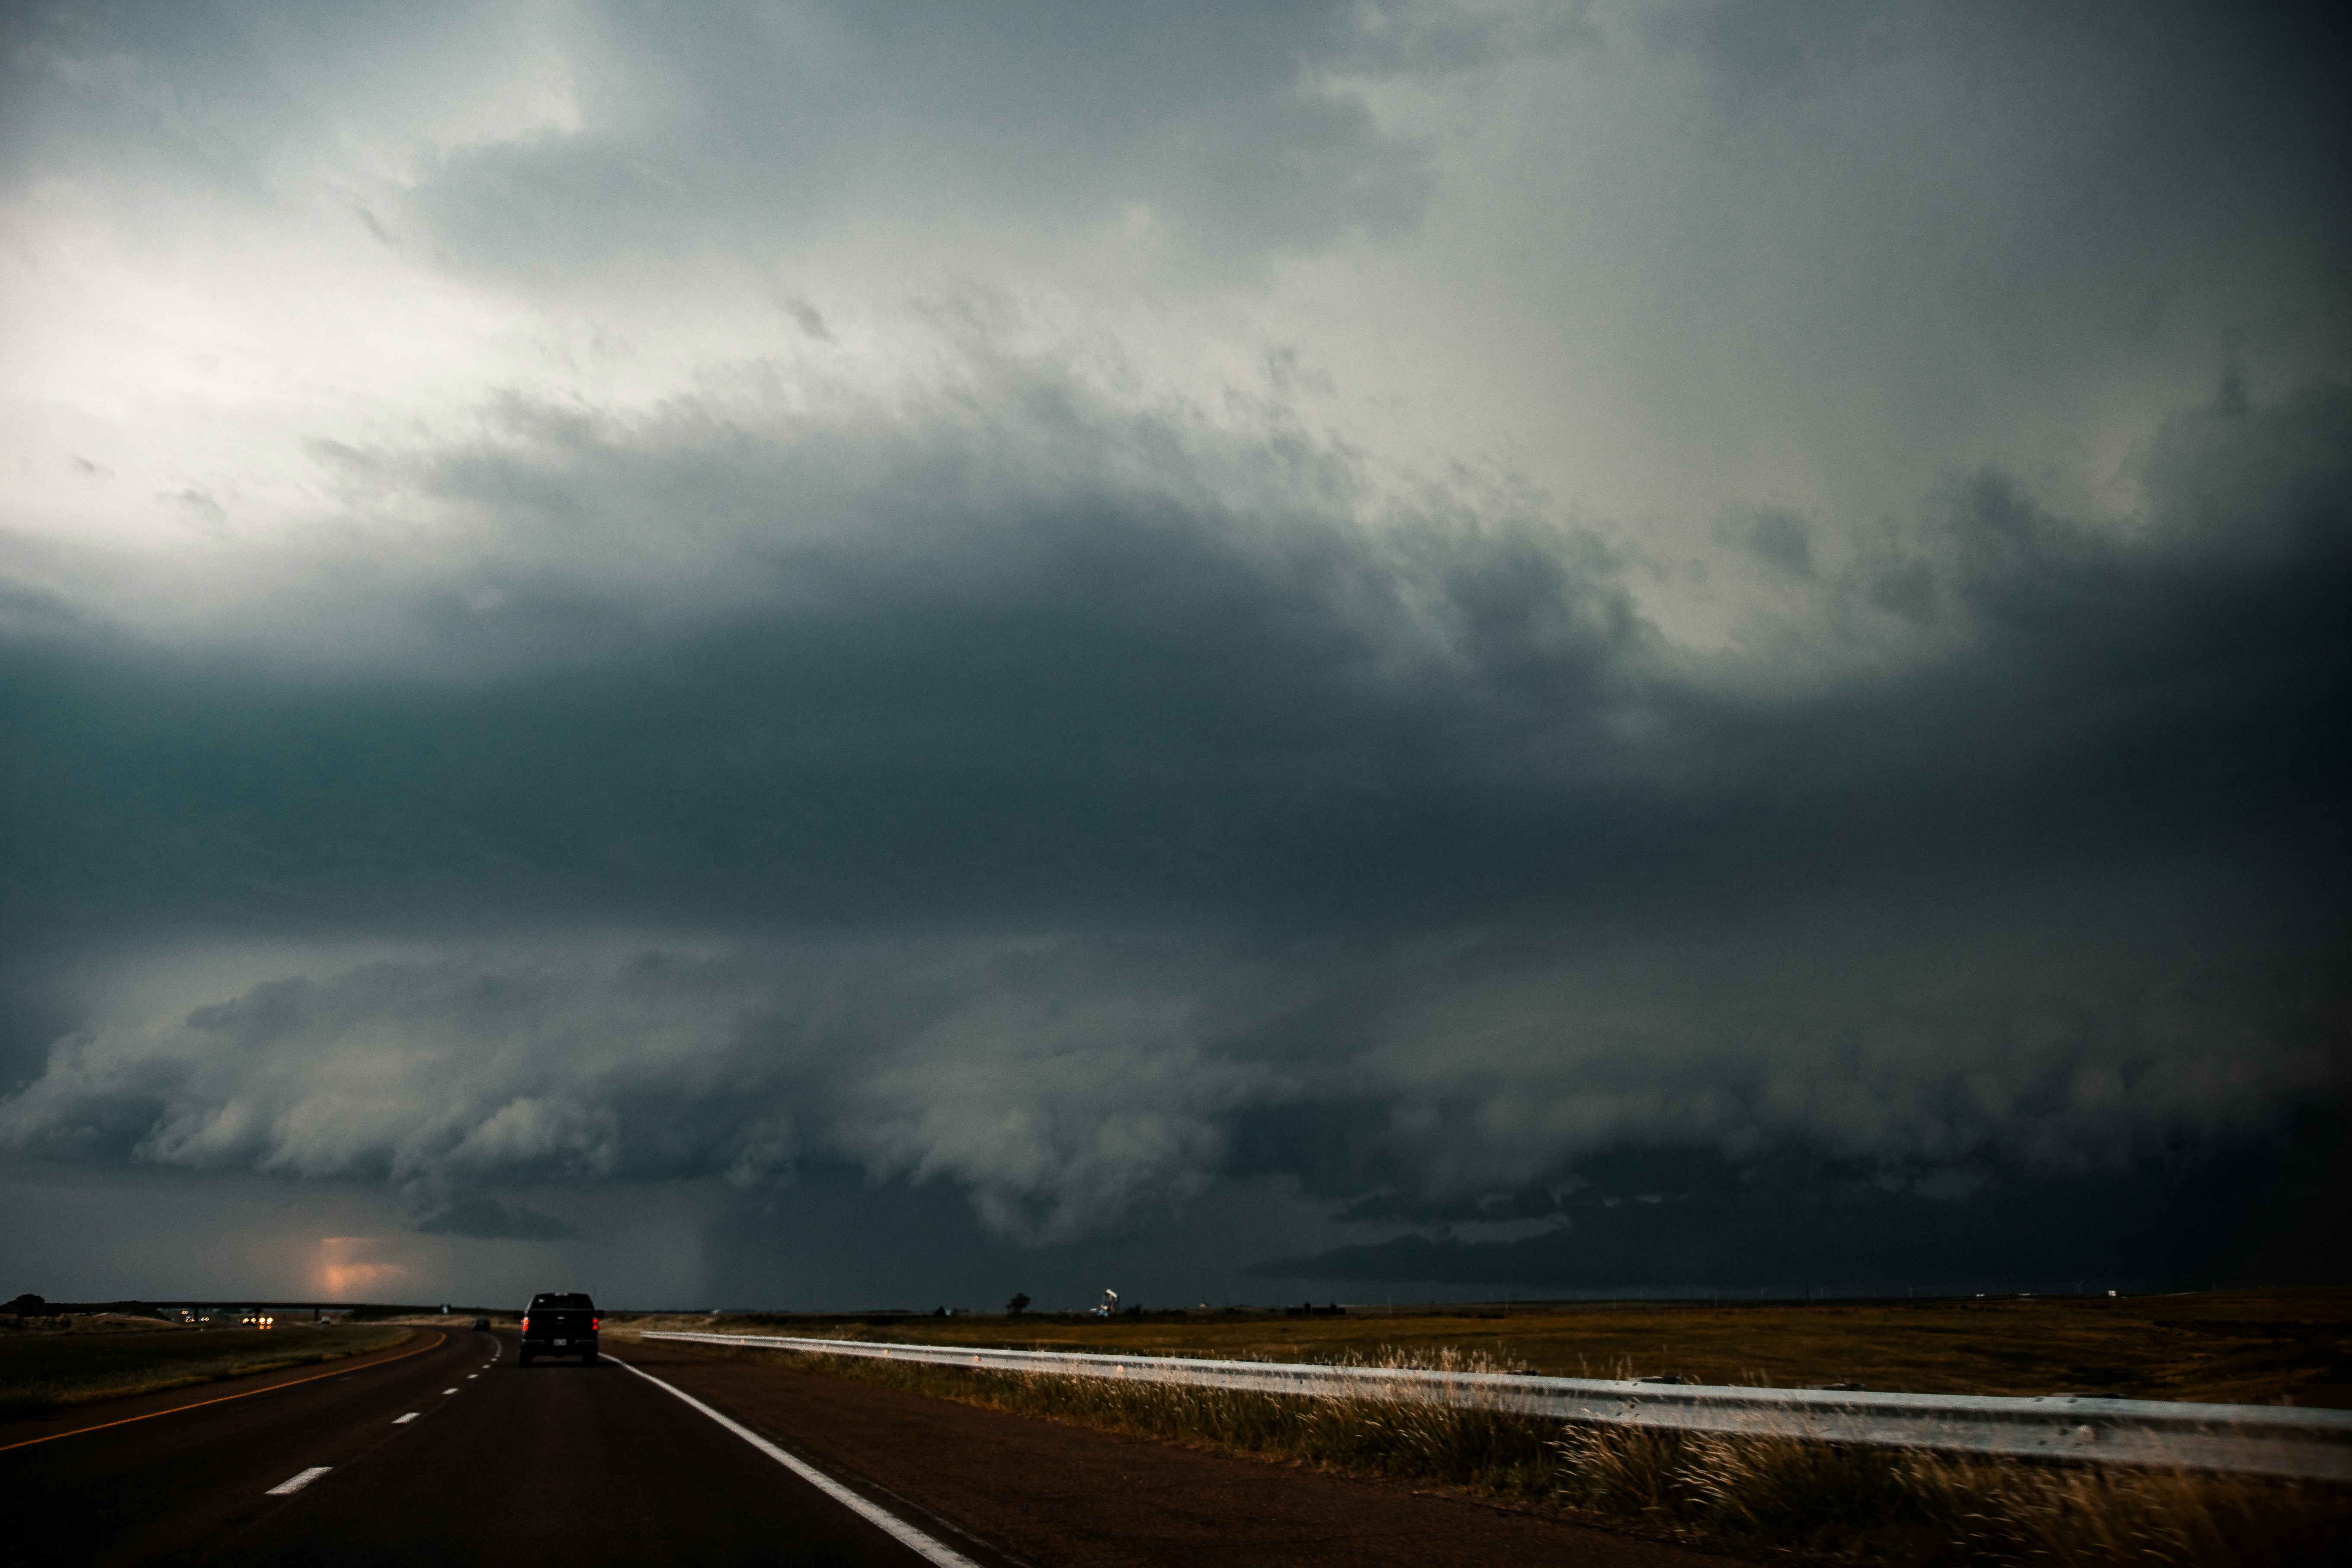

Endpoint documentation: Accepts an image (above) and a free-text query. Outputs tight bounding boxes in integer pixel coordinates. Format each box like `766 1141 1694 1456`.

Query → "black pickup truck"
518 1292 598 1365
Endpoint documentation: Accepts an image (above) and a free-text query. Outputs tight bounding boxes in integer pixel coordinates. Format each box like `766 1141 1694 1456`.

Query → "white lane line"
442 1387 459 1395
393 1413 420 1424
467 1373 478 1379
266 1466 331 1495
604 1353 981 1568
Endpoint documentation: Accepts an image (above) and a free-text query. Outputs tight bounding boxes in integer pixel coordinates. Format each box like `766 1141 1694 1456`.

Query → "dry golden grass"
1551 1422 2347 1567
616 1288 2352 1408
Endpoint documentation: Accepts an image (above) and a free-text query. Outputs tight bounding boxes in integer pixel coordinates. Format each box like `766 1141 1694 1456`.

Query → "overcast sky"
3 0 2347 1311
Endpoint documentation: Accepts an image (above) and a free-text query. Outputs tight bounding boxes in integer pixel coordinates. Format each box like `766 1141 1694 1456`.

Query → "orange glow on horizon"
317 1236 410 1298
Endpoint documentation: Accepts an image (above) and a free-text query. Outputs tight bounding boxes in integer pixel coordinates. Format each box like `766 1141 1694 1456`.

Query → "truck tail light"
520 1316 529 1331
592 1317 600 1331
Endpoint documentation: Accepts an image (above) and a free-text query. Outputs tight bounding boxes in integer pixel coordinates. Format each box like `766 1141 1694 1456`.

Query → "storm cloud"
2 1 2346 1304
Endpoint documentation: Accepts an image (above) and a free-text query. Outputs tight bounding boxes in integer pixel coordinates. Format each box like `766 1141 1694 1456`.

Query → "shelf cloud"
2 0 2345 1304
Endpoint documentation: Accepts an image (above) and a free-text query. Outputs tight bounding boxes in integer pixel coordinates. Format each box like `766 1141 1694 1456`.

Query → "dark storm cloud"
419 1195 580 1241
3 364 2346 1253
2 357 1658 935
18 367 2341 931
3 2 2348 1296
1256 1147 2352 1294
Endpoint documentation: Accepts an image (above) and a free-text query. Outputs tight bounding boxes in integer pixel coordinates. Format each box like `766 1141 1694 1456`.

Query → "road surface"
2 1325 969 1567
3 1326 1730 1567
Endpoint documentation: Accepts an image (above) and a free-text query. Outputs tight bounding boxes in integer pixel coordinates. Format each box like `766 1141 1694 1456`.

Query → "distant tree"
1006 1292 1031 1315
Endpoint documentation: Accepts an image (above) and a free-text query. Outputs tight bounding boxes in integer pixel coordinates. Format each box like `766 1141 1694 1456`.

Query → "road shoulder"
617 1337 1740 1568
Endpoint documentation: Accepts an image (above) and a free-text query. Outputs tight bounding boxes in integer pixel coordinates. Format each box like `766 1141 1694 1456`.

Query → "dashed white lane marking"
467 1373 478 1379
266 1466 331 1495
604 1353 980 1568
442 1387 459 1394
393 1413 420 1424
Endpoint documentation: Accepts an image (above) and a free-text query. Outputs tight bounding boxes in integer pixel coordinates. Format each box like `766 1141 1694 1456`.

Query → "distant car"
518 1292 597 1366
471 1316 490 1331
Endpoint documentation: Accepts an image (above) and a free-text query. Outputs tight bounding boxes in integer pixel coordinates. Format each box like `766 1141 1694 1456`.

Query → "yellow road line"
0 1330 448 1453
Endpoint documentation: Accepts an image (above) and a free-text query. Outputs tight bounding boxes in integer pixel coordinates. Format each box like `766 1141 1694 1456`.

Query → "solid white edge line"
265 1465 331 1495
394 1412 420 1424
602 1352 981 1568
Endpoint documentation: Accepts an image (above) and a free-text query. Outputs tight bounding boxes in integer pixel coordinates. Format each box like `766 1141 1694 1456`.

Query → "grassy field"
0 1323 413 1420
615 1288 2352 1408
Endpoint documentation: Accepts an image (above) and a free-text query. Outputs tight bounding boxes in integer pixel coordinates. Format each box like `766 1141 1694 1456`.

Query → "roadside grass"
1546 1421 2347 1566
0 1311 195 1337
621 1288 2352 1408
649 1337 2350 1566
0 1324 412 1420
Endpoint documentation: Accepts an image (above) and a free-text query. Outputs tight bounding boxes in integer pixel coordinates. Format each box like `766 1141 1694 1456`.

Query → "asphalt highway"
1 1327 985 1568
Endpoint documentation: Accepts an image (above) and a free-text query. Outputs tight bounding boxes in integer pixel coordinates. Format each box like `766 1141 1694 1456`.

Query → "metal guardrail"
638 1331 2352 1481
